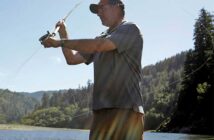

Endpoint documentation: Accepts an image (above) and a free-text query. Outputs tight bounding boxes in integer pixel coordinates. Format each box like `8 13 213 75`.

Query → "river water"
0 129 213 140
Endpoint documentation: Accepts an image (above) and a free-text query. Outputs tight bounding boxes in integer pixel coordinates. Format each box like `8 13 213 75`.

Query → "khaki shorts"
89 108 144 140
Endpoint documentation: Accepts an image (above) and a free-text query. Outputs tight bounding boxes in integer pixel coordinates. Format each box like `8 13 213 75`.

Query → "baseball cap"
89 0 124 14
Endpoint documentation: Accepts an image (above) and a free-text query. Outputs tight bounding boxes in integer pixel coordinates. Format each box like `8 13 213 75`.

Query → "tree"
41 93 50 108
160 8 214 134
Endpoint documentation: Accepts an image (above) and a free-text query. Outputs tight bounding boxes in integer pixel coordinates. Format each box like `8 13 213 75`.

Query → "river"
0 129 213 140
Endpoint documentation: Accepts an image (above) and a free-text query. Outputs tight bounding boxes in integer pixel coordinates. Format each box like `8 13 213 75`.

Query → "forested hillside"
21 90 68 102
141 52 186 130
21 52 186 130
21 81 93 129
0 89 39 123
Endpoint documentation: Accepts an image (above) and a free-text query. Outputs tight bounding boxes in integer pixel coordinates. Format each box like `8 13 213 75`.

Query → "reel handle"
39 26 60 43
52 26 60 36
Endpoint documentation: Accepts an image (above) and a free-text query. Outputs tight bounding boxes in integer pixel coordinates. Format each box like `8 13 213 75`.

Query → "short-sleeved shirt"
80 21 144 113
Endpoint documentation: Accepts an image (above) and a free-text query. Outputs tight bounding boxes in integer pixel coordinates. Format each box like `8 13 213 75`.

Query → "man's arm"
61 38 117 53
57 21 87 65
43 37 117 53
62 50 87 65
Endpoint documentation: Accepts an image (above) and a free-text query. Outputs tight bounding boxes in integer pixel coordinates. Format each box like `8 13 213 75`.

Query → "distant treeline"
22 82 93 129
0 89 38 123
142 52 185 130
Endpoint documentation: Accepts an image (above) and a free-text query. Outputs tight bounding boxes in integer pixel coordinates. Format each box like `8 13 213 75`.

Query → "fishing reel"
39 25 60 43
39 31 56 44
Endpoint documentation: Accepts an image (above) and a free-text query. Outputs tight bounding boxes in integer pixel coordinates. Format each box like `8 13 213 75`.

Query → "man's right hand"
41 37 61 48
56 20 68 38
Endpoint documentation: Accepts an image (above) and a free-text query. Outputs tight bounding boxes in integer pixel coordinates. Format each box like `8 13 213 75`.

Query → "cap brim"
90 4 98 14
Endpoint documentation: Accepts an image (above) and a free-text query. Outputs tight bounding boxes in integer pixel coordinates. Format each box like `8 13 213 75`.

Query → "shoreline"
0 124 89 131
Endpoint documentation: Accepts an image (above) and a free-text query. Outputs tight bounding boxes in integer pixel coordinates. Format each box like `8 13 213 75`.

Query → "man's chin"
101 21 107 26
101 21 110 27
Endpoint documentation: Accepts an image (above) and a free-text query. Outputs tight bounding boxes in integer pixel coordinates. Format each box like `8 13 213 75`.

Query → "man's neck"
108 19 124 33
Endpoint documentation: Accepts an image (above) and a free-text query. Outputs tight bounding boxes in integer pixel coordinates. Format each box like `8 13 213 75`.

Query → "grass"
0 124 50 130
0 124 89 131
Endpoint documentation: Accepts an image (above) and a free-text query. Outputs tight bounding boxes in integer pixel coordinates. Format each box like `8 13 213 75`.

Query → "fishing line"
22 0 84 76
167 0 214 50
71 110 92 119
39 0 93 119
0 48 41 90
0 0 92 123
1 1 84 91
12 48 42 80
145 1 214 97
57 1 214 119
39 0 84 42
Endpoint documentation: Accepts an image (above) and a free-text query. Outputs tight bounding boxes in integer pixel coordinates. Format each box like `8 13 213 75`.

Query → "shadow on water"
0 130 213 140
145 132 214 140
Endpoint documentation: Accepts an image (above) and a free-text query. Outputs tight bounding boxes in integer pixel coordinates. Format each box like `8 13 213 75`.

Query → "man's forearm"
59 29 77 64
61 38 116 53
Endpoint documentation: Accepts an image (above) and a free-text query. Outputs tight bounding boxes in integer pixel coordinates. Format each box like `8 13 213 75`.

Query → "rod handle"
52 26 60 36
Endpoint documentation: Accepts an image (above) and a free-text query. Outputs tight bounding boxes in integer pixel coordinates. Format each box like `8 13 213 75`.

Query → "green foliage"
0 89 39 123
21 106 91 129
22 107 66 127
21 81 93 129
41 93 50 108
160 8 214 135
141 52 185 130
145 108 165 129
196 82 210 94
0 114 7 123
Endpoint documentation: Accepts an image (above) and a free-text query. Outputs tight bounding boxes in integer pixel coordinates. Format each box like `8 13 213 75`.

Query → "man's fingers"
41 38 50 48
56 20 64 27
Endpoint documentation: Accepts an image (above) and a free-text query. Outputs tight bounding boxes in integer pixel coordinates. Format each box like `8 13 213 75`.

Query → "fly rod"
4 1 83 85
39 0 83 43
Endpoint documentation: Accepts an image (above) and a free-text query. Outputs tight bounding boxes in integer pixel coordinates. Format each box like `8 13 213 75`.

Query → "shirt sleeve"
107 23 141 53
79 52 95 65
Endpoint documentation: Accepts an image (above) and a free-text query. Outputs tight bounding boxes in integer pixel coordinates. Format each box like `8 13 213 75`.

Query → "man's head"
89 0 125 28
90 0 125 17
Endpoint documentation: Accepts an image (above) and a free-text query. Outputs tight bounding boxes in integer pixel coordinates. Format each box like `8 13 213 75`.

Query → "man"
42 0 144 139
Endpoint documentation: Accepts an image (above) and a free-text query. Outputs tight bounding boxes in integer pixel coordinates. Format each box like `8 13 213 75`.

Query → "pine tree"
41 93 50 108
160 9 214 134
190 8 214 134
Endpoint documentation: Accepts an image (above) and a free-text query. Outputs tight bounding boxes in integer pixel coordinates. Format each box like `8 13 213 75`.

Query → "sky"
0 0 214 92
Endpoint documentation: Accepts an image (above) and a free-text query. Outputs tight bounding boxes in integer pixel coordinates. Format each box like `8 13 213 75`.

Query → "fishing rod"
1 1 84 91
39 0 83 43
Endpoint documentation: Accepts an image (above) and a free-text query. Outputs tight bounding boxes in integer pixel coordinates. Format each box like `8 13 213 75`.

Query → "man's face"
96 0 117 27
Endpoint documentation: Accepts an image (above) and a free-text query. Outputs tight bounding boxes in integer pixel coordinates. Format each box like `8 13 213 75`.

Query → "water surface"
0 129 213 140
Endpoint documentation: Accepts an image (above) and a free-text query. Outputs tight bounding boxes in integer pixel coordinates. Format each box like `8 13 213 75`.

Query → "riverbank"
0 124 89 131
